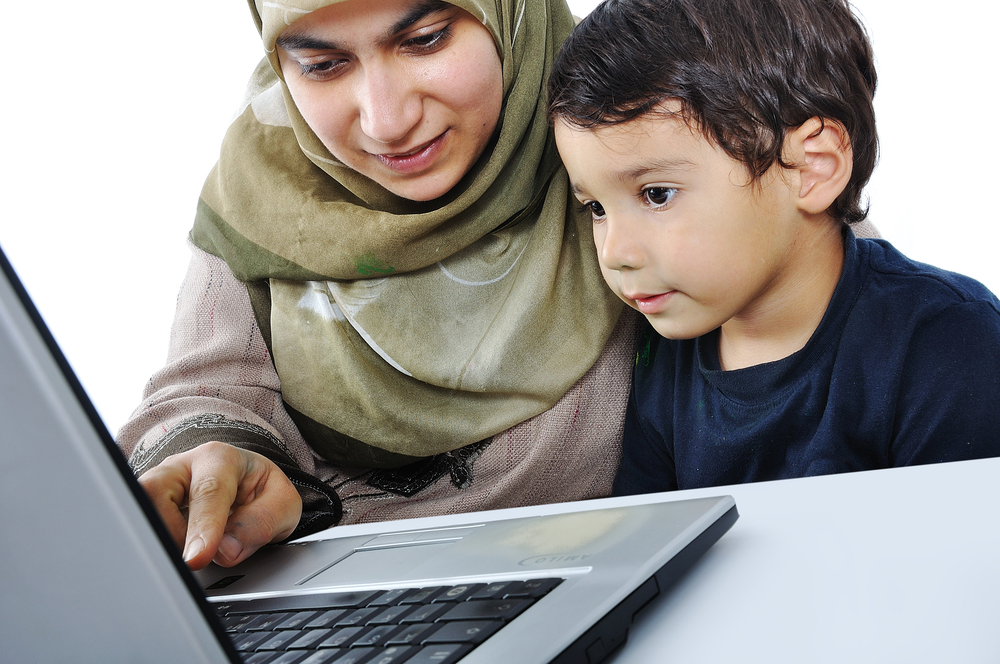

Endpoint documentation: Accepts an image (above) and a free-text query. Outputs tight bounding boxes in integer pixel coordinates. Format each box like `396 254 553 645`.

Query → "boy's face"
555 107 807 341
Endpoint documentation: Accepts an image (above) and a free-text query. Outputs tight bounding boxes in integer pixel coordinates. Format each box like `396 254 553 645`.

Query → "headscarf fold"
190 0 622 466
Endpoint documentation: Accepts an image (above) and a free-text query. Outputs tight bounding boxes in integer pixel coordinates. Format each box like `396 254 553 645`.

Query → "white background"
1 0 997 434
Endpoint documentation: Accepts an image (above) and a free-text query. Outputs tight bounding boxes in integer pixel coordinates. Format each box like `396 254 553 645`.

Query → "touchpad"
301 542 455 588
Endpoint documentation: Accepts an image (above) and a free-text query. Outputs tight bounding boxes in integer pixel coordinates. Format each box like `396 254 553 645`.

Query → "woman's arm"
117 243 306 469
117 243 340 568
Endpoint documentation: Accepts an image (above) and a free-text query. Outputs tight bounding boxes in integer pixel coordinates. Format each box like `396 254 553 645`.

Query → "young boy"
548 0 1000 494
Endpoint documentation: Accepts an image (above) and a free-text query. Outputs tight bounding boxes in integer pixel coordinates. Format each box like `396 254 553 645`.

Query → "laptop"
0 243 738 664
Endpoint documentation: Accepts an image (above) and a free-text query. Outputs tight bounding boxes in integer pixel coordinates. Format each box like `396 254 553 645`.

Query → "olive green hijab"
190 0 622 467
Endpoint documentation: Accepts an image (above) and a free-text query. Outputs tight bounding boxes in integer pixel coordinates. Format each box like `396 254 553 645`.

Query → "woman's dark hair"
547 0 878 224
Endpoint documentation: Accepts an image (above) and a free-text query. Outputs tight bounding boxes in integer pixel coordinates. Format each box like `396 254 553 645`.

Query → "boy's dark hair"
548 0 878 224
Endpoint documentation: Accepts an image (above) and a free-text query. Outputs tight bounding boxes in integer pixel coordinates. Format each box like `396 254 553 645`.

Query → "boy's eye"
642 186 677 208
584 201 607 222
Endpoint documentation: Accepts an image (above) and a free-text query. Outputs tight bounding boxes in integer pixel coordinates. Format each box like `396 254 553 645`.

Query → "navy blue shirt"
613 231 1000 495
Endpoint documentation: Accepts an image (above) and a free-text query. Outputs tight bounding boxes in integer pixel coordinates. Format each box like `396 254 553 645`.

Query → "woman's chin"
377 171 463 202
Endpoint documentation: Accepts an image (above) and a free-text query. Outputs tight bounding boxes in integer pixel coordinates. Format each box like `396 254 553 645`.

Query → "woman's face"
276 0 503 202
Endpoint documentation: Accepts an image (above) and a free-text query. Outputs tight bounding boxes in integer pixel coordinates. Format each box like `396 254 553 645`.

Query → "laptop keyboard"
214 577 563 664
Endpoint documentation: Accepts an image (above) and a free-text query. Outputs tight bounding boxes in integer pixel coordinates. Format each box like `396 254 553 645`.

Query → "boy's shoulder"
858 236 1000 313
843 235 1000 377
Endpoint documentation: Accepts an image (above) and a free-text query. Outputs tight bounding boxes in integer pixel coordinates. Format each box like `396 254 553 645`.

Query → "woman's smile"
371 130 449 174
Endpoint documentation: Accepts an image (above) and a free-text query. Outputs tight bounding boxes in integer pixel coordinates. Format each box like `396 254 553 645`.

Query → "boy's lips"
627 290 677 315
372 132 448 174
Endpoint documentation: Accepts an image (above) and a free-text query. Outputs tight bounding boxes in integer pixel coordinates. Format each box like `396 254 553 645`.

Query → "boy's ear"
785 117 853 215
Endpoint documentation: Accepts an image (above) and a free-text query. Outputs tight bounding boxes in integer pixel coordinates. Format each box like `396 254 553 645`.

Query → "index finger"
180 443 246 569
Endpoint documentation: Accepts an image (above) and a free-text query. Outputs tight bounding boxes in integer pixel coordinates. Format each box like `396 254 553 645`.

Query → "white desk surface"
302 457 1000 663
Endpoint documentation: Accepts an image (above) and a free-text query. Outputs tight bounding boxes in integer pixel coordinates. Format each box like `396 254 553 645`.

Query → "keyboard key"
277 612 319 630
368 605 414 625
431 584 484 603
298 649 349 664
267 653 311 664
233 632 273 652
437 599 530 622
398 587 445 604
220 591 382 615
305 610 349 629
422 620 502 645
287 628 335 650
246 613 296 631
365 646 416 663
318 626 368 649
384 623 442 646
503 578 562 599
328 647 378 664
337 607 380 627
222 613 257 632
351 625 402 648
258 630 306 651
405 644 472 664
399 604 450 624
468 582 513 601
243 652 281 664
367 588 416 607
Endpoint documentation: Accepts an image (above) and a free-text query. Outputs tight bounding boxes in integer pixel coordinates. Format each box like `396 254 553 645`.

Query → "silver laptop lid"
0 246 237 664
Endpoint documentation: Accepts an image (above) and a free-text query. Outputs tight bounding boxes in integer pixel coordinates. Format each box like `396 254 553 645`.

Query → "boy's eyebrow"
568 157 697 195
276 0 452 52
569 157 696 196
616 157 696 183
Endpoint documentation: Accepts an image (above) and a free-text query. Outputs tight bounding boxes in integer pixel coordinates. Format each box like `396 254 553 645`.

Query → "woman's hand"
138 441 302 571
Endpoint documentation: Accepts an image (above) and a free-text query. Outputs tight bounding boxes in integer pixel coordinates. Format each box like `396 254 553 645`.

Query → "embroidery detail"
366 440 492 497
130 413 293 474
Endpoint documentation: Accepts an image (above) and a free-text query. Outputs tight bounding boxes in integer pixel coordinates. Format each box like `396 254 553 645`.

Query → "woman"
118 0 636 571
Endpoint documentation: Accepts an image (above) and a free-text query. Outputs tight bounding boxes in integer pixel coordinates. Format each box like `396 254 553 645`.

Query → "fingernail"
219 534 243 562
183 535 205 563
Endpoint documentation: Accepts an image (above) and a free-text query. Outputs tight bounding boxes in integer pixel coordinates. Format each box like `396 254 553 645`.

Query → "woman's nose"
356 63 422 145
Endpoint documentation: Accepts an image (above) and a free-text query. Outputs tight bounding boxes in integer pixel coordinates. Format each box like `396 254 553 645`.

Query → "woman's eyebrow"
276 0 453 52
276 33 340 51
388 0 453 38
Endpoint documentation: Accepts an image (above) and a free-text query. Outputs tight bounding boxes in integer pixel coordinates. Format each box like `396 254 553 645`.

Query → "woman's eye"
584 201 607 222
643 187 677 208
403 25 453 52
299 59 348 80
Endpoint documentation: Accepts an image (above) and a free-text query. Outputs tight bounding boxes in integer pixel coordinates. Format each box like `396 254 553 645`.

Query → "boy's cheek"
598 263 626 300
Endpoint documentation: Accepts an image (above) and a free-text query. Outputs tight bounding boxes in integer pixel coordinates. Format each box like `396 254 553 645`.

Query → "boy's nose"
598 215 644 272
356 64 422 145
